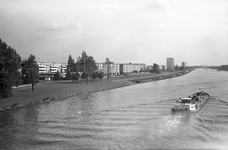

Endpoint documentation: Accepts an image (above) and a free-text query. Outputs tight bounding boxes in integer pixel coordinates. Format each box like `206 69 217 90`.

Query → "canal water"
0 69 228 149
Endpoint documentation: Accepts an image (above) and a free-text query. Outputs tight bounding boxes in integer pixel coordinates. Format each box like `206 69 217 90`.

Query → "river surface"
0 69 228 150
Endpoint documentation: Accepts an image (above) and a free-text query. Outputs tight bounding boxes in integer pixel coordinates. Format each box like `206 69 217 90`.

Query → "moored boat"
171 91 209 112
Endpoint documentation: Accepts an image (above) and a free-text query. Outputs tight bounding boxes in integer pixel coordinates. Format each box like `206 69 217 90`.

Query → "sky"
0 0 227 66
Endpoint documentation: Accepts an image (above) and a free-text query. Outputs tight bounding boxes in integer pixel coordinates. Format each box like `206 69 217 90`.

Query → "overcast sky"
0 0 227 66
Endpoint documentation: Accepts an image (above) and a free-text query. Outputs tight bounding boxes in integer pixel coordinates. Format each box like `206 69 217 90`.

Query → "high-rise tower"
167 57 174 71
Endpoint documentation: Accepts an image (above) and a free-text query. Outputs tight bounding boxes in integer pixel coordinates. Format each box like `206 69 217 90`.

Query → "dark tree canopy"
81 72 88 80
66 54 78 80
21 55 39 84
72 72 80 81
220 65 228 71
153 63 160 74
65 70 72 80
67 55 76 72
54 71 61 81
77 51 98 82
98 72 104 80
91 71 98 80
0 39 21 82
0 39 22 98
0 71 13 98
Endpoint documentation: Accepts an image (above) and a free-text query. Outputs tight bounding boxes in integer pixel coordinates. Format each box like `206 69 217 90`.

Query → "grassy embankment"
0 69 193 112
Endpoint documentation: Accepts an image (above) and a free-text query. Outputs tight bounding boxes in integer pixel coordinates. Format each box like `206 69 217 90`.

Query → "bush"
92 72 98 80
0 73 13 99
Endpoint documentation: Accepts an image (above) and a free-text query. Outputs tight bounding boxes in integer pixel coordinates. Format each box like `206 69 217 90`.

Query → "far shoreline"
0 69 194 112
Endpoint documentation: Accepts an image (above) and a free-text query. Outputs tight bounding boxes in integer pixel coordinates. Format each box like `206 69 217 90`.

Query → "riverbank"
0 69 193 112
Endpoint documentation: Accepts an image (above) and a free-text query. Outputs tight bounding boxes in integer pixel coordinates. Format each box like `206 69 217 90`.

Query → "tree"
105 58 111 81
98 72 104 80
91 71 98 80
153 63 160 74
21 55 39 91
174 65 179 70
221 65 228 71
65 70 72 80
81 72 88 82
140 68 145 73
67 55 76 72
72 72 80 81
0 73 13 99
66 55 80 82
54 71 61 81
132 70 138 74
77 51 97 83
66 55 75 80
0 39 21 98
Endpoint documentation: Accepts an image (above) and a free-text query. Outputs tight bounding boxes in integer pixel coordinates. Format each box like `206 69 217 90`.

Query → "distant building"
166 57 174 71
120 63 145 74
159 65 166 71
96 61 120 75
96 62 105 72
37 62 67 80
97 61 145 75
182 62 186 69
109 63 120 75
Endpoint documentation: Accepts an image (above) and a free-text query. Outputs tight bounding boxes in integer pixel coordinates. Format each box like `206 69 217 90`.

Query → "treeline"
56 51 103 82
0 39 39 99
209 65 228 71
147 64 185 74
220 65 228 71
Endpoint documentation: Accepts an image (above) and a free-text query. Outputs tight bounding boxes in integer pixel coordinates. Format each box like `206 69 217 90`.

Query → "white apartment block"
96 62 120 75
38 62 67 73
120 63 145 74
37 62 67 79
96 62 105 72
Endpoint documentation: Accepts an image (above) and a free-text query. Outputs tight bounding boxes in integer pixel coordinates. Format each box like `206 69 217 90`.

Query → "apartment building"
182 62 187 69
159 65 166 71
37 62 67 80
120 63 145 74
96 62 120 75
166 57 174 71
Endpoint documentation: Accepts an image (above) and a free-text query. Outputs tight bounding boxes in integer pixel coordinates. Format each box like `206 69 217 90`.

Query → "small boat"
171 91 209 112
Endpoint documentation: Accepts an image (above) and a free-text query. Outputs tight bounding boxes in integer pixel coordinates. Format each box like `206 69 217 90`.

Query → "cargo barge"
171 91 209 112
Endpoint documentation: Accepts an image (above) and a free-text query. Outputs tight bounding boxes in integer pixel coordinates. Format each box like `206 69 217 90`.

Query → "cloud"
39 21 83 32
147 0 170 10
